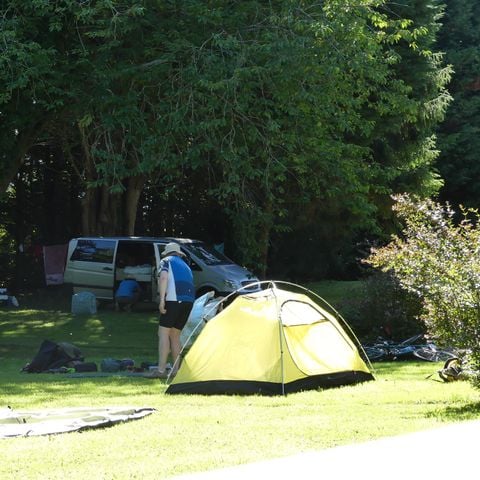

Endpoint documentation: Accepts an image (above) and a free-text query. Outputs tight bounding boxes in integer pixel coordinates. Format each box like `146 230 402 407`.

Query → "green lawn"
1 285 480 479
307 280 366 305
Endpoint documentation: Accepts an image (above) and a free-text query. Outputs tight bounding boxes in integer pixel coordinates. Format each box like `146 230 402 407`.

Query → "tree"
131 0 453 274
263 0 452 278
367 194 480 385
362 0 452 216
436 0 480 209
0 1 151 234
0 0 453 278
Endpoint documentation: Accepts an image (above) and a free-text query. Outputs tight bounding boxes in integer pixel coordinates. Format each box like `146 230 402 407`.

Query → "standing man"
147 242 195 378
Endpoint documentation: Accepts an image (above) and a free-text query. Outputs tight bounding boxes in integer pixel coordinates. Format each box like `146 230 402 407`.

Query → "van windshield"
186 243 234 266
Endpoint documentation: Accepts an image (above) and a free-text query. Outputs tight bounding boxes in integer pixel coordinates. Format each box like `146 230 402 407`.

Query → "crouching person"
115 277 142 312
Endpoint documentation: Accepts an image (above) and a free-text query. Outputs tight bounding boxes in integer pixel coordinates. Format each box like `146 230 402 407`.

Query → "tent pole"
271 282 285 395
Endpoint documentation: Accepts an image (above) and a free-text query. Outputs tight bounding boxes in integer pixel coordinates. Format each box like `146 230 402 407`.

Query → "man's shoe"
143 369 169 379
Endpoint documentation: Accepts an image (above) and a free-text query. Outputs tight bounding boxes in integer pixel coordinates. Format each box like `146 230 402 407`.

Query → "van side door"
67 239 117 300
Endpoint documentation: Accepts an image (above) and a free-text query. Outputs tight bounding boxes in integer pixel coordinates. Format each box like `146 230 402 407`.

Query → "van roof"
70 236 201 244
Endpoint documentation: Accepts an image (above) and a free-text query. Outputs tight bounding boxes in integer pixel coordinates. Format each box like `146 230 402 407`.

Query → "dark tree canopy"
0 0 453 286
436 0 480 209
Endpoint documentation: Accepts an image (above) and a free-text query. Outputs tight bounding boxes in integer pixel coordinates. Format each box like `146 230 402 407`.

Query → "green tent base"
167 370 373 395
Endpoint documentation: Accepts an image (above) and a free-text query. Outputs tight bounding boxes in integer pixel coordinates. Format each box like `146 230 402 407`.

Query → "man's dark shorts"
159 301 193 330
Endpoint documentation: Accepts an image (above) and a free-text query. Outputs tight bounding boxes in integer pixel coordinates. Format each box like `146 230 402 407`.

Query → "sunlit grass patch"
1 298 480 479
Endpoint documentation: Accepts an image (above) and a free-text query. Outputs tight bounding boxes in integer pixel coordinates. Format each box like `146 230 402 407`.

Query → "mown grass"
307 280 366 306
1 282 480 479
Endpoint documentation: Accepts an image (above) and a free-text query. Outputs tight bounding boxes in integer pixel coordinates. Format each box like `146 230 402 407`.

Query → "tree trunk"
0 123 44 195
13 173 26 293
229 193 273 279
98 185 116 235
78 123 99 235
81 189 96 235
256 198 273 280
125 175 146 235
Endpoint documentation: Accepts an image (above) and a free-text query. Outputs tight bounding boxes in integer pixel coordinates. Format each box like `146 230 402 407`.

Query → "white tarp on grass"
0 406 156 438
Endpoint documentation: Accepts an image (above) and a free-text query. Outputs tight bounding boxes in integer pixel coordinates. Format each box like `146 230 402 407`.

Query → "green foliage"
0 0 453 277
0 0 149 189
307 277 423 340
357 272 424 340
364 1 452 204
367 194 480 382
436 0 480 209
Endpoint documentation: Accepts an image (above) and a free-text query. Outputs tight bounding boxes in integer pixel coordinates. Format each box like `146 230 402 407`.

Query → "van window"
70 239 116 263
116 241 155 268
187 242 234 266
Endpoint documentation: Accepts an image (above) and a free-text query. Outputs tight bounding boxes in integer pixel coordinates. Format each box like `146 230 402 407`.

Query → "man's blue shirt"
160 255 195 302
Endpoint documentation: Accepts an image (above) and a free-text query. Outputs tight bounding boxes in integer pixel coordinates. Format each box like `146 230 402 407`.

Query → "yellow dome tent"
166 282 374 395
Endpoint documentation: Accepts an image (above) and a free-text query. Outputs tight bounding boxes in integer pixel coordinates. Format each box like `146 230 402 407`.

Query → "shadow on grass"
1 309 157 335
2 373 165 403
0 307 160 369
16 285 73 312
16 284 160 314
425 401 480 422
369 360 437 380
1 313 109 350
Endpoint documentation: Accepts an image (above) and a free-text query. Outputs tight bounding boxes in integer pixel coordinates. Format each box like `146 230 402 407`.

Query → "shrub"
366 194 480 384
358 272 423 341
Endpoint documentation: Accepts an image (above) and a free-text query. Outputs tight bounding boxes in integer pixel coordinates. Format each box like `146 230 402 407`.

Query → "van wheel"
195 288 217 299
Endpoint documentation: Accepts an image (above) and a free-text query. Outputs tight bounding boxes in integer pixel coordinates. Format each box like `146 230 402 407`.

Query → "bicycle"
362 334 426 362
362 334 461 363
412 343 459 362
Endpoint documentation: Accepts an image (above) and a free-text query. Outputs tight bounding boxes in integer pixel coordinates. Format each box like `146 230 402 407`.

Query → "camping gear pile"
21 340 90 373
21 340 154 374
167 282 374 395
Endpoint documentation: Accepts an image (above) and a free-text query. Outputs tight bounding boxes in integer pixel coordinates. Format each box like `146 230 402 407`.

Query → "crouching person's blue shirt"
115 279 141 299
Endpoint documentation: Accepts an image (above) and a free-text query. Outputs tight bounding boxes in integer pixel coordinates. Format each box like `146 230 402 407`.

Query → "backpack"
74 362 98 373
22 340 84 373
438 358 463 382
100 358 134 372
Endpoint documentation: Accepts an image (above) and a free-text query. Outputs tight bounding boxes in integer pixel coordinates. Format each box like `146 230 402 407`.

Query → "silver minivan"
63 236 259 303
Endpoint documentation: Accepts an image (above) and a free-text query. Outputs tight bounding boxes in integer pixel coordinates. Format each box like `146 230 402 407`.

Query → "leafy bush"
309 278 422 342
366 194 480 384
357 272 423 341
